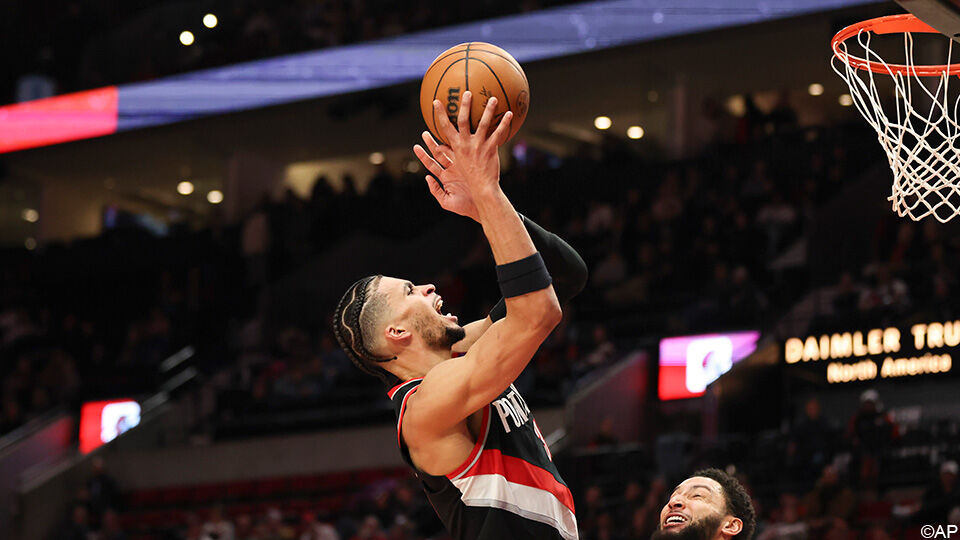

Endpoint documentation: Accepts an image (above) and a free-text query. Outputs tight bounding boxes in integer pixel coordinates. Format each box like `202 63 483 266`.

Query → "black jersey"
389 378 578 540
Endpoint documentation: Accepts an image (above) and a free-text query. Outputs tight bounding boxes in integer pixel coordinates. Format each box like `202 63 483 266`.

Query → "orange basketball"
420 42 529 146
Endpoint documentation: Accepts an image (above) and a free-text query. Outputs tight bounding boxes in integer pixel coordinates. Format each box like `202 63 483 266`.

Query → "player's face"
653 477 727 540
381 276 464 349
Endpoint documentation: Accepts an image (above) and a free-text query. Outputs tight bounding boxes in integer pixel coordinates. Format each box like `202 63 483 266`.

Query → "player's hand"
413 132 481 222
431 91 513 197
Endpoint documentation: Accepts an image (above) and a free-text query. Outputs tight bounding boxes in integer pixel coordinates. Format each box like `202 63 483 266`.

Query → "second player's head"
332 275 466 382
653 468 756 540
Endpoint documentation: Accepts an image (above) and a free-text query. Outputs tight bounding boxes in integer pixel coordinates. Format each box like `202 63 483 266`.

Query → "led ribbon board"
0 0 879 154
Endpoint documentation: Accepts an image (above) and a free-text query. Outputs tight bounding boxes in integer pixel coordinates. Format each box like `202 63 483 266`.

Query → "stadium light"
177 181 194 195
627 126 645 139
207 190 224 204
203 14 218 29
808 83 825 96
594 116 612 130
21 208 39 223
839 94 854 107
369 152 385 165
180 31 195 46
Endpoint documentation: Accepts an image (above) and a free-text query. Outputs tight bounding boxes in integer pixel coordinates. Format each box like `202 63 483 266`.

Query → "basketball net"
832 14 960 222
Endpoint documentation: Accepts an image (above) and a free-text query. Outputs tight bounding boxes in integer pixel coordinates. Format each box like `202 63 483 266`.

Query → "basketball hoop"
832 14 960 222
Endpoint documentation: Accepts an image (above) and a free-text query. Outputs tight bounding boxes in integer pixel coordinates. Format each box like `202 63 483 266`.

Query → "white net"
833 24 960 222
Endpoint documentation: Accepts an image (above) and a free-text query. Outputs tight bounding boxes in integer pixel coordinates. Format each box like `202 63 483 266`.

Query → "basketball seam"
429 46 470 68
471 48 527 83
471 56 512 112
465 42 471 94
431 57 466 143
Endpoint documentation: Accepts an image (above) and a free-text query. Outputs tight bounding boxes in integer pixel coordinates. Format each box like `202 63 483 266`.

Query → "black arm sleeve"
488 214 588 321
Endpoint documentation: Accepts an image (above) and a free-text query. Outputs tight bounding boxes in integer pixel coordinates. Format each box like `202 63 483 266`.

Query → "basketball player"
333 92 586 540
655 468 756 540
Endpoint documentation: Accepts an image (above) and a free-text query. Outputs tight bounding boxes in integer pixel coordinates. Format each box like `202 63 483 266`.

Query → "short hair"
691 468 756 540
332 275 398 385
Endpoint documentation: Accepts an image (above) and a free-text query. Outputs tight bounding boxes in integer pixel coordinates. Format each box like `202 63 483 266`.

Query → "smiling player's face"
653 477 728 540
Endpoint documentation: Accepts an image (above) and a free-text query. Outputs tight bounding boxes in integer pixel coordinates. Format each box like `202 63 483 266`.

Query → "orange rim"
832 14 960 76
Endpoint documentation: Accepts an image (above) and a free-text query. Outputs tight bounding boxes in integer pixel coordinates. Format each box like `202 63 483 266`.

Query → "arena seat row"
123 466 410 511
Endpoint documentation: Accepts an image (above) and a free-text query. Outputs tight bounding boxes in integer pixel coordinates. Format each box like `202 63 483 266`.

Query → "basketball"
420 42 529 145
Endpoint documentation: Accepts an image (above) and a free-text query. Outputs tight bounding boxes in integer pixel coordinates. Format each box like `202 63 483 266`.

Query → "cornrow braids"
332 275 398 385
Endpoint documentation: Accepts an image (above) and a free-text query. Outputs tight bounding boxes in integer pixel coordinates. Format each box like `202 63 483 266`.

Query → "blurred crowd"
0 273 183 436
0 230 237 437
3 0 581 105
812 217 960 335
57 389 960 540
2 102 890 437
213 115 874 433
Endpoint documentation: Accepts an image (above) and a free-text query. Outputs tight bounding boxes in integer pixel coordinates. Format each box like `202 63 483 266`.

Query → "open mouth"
663 514 689 529
434 297 458 323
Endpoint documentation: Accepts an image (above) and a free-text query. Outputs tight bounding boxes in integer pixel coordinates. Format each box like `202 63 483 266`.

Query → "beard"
416 313 466 350
651 514 724 540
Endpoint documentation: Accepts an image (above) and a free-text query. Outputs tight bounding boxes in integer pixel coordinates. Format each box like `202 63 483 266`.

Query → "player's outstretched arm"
414 134 587 354
405 92 561 434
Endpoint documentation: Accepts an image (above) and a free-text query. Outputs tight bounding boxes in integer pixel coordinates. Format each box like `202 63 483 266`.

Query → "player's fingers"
434 100 459 145
421 132 452 166
457 91 472 136
490 111 514 147
422 131 441 152
475 97 498 138
413 144 445 178
425 175 447 202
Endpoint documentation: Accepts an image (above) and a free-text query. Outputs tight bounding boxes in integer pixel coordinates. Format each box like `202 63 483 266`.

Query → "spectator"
62 504 91 540
242 197 272 289
592 251 628 288
918 461 960 524
846 389 897 487
350 515 387 540
580 485 607 535
236 514 256 540
858 264 910 323
822 518 853 540
832 272 863 324
86 457 121 518
98 509 127 540
591 417 620 448
263 507 296 540
626 505 656 540
755 190 798 255
803 465 856 529
580 325 617 371
591 512 623 540
789 398 835 483
203 505 236 540
617 481 644 525
756 494 808 540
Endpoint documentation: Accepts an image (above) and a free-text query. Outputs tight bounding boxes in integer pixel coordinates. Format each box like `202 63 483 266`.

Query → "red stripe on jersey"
445 406 491 479
459 448 575 513
388 378 423 400
396 386 420 449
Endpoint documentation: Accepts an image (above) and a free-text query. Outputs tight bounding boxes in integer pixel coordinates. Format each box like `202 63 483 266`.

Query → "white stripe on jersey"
450 473 579 540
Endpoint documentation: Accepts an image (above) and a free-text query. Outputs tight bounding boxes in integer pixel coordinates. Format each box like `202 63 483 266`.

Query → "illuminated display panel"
0 0 878 154
79 399 141 454
659 331 760 400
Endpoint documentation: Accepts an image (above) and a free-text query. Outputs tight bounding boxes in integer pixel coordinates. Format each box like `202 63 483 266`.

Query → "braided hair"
332 275 399 385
